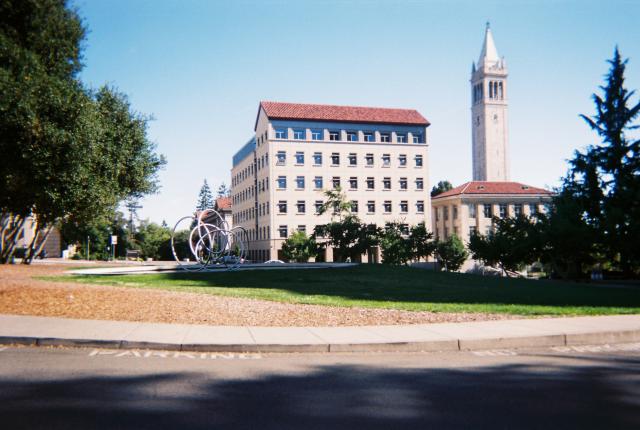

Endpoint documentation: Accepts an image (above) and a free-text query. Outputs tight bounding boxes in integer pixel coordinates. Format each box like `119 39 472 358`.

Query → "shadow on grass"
148 265 640 310
1 354 639 429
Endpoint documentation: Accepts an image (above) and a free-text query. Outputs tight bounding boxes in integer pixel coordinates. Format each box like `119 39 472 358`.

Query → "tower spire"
477 22 500 68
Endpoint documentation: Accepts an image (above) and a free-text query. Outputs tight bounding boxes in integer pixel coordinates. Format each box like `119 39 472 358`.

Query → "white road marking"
551 343 640 354
471 349 518 357
88 349 262 360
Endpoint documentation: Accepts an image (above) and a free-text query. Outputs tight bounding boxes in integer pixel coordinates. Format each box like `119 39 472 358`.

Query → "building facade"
231 101 431 262
471 23 509 182
432 181 553 243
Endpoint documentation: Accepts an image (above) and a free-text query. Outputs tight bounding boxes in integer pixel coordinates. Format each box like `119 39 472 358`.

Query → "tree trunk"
1 215 27 264
24 225 53 264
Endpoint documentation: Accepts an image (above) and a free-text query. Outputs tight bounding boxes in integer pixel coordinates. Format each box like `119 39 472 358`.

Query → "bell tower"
471 23 509 181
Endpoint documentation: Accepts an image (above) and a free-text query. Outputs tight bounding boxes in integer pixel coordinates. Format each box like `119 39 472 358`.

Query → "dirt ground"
0 263 519 326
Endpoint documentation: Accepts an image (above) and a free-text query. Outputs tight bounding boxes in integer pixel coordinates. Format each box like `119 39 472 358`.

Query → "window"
315 200 323 214
382 154 391 166
331 153 340 166
313 152 322 165
383 201 392 213
416 200 424 213
401 224 409 235
275 128 286 139
279 225 288 238
314 176 323 189
396 133 406 143
468 204 476 218
365 153 374 166
278 200 287 214
346 131 357 142
469 226 478 236
367 201 375 213
363 132 374 142
400 201 408 213
351 200 358 213
435 207 439 221
277 176 286 189
383 177 391 190
297 225 306 234
348 153 357 166
295 176 305 189
380 133 390 142
444 227 449 238
444 206 449 220
332 176 341 189
399 177 407 190
499 204 507 218
514 204 523 217
293 129 305 140
349 177 358 189
416 178 424 190
295 151 304 164
311 129 322 140
412 133 423 143
399 154 407 166
329 131 340 141
276 151 286 165
483 204 492 218
529 203 538 215
453 206 458 219
297 200 306 214
415 155 423 167
366 177 374 190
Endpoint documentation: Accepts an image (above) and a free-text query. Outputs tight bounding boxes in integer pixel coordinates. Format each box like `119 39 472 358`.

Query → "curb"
2 329 639 353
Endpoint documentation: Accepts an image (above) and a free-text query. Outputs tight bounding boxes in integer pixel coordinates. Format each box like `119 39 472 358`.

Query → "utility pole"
86 236 90 260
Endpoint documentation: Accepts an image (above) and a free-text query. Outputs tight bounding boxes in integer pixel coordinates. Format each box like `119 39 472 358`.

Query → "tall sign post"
110 235 118 261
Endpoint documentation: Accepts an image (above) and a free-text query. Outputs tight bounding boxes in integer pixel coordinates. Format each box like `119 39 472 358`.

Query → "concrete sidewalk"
1 314 639 353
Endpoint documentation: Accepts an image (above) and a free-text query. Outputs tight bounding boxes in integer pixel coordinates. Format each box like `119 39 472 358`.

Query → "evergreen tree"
195 179 214 211
217 182 230 198
570 48 640 274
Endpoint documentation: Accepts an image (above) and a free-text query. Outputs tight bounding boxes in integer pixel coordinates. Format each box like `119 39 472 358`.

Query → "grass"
45 265 640 316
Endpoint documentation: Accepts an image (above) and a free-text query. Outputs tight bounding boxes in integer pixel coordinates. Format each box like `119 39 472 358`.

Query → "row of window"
275 151 423 168
273 128 424 144
434 203 543 222
472 80 505 104
275 175 424 191
276 199 425 215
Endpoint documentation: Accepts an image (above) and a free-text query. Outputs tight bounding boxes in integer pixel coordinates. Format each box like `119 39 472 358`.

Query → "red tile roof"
258 101 430 127
215 197 231 210
433 181 553 199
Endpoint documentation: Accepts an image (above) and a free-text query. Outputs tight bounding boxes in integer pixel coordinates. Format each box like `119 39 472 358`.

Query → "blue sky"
76 0 640 224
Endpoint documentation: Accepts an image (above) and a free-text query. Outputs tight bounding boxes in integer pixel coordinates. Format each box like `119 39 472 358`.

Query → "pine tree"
217 183 230 198
196 179 214 211
571 48 640 273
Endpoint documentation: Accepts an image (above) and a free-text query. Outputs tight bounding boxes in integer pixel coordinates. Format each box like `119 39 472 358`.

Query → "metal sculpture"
170 209 247 271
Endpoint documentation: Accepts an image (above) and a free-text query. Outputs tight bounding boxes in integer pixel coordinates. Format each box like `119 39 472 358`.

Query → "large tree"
0 0 165 263
568 48 640 274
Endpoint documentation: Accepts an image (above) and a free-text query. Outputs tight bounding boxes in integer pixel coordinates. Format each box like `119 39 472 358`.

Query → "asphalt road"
1 344 639 429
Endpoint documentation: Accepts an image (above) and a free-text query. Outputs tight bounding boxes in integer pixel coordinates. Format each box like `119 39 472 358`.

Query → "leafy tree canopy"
431 180 453 197
0 0 165 263
436 235 468 272
281 231 318 263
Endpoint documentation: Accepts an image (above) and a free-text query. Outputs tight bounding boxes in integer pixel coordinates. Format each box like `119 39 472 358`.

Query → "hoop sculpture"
170 209 247 271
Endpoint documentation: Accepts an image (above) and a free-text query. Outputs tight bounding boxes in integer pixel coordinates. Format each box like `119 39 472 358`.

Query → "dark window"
311 129 322 140
416 201 424 213
278 200 287 213
383 177 391 190
296 176 305 189
380 133 390 142
367 201 375 213
351 201 358 213
416 178 424 190
331 153 340 165
383 201 392 213
279 225 288 238
332 177 340 189
382 154 390 166
276 151 286 165
275 128 286 139
399 177 407 190
314 176 323 189
348 153 357 166
277 176 286 189
366 177 374 189
349 177 358 189
315 200 323 214
400 201 408 213
399 154 407 166
297 200 306 214
363 132 374 142
346 131 357 142
329 131 340 141
365 153 374 166
293 129 305 140
483 204 492 218
295 152 304 164
313 152 322 165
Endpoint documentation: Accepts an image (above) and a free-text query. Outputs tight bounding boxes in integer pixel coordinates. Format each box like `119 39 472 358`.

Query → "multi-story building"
432 181 552 243
231 101 431 262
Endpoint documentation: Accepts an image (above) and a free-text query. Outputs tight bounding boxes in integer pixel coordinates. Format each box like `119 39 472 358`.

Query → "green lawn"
47 265 640 316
